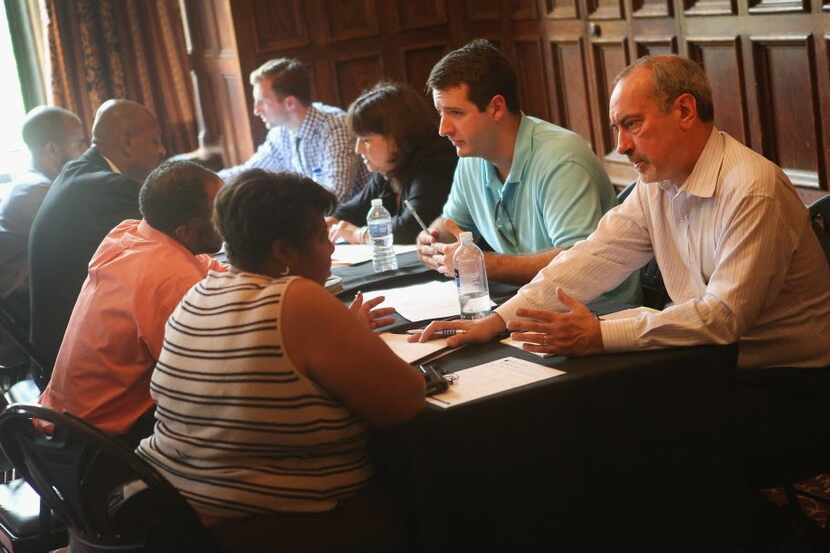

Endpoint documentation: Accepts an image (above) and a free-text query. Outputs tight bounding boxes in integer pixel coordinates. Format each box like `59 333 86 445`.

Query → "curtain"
43 0 198 155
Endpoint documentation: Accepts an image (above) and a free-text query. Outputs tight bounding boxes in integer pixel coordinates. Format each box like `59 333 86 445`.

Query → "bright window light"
0 4 30 188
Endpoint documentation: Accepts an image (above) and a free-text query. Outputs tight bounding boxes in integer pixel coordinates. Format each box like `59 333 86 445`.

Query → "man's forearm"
483 248 561 285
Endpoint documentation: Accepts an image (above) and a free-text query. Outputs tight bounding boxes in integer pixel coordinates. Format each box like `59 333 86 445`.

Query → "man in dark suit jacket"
28 99 166 374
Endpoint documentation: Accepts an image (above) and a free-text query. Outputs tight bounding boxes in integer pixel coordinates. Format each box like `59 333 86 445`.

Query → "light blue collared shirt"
443 114 641 305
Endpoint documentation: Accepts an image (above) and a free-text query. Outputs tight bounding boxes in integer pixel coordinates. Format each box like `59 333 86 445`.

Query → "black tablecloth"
371 341 740 553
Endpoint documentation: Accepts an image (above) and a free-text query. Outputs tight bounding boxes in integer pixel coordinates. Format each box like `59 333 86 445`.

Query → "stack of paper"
331 244 417 266
427 356 565 408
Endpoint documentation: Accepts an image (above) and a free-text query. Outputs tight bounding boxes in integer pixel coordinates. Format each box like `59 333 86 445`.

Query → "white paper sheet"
362 280 488 322
426 356 565 408
499 336 555 358
379 333 449 364
331 244 417 266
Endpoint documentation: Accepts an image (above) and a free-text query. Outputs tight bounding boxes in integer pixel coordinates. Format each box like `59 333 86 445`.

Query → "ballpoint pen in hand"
403 199 430 235
407 328 464 337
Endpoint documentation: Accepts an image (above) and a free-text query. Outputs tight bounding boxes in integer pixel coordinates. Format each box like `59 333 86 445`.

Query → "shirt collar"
503 114 532 186
137 219 193 256
675 126 723 198
294 104 322 141
100 153 122 174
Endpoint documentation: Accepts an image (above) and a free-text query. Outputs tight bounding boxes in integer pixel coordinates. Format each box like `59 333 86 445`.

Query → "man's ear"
674 93 698 129
488 94 509 121
283 95 300 113
172 221 194 248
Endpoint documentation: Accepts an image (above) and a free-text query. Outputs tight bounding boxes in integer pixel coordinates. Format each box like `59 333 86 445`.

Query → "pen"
407 328 464 337
403 199 430 234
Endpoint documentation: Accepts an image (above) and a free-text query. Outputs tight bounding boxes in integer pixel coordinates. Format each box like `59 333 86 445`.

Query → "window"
0 3 33 190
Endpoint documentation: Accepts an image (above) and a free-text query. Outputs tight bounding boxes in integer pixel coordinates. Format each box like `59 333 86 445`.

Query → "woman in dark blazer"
327 81 457 244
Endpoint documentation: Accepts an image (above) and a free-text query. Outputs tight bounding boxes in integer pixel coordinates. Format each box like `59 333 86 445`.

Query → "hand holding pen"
407 328 464 337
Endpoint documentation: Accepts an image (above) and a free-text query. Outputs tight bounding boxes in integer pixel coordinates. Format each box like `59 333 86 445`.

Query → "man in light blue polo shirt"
417 39 639 304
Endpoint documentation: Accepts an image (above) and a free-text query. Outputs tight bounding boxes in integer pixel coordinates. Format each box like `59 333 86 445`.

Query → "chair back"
616 181 636 203
0 296 49 388
0 404 220 553
809 195 830 269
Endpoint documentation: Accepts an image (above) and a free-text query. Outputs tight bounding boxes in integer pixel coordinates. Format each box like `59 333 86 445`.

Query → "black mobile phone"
419 364 450 395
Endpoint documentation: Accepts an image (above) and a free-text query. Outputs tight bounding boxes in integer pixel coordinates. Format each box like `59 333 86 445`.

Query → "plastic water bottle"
367 198 398 273
453 232 491 319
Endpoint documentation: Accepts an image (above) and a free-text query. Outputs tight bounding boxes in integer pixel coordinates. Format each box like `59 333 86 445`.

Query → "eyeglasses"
494 196 518 249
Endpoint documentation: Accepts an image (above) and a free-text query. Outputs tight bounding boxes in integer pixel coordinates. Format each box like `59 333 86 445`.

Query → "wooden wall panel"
549 39 595 147
747 0 807 13
688 37 749 145
587 0 626 19
466 0 500 21
396 0 447 30
180 0 252 165
251 0 308 52
591 39 631 157
514 38 551 121
190 0 830 196
752 35 822 188
512 0 540 20
632 0 673 18
323 0 379 42
332 54 384 108
635 36 678 56
544 0 579 19
401 43 448 94
682 0 735 16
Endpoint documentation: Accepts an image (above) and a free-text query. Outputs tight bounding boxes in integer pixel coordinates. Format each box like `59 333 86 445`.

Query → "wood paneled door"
182 0 830 199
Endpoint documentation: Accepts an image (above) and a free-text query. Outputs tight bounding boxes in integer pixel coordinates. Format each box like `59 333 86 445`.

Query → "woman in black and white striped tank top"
137 170 424 528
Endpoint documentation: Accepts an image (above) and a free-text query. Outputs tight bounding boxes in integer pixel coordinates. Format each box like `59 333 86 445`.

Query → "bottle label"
368 221 392 238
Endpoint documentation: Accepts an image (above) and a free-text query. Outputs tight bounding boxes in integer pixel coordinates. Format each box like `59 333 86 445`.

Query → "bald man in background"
29 99 166 373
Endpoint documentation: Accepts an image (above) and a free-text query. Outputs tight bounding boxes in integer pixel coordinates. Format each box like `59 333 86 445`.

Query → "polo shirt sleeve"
538 159 609 249
441 161 476 232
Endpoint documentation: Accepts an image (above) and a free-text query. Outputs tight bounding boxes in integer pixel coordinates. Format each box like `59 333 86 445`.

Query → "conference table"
333 251 741 553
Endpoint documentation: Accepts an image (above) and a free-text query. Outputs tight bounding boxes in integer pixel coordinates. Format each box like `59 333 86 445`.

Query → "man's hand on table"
507 288 604 356
409 313 506 348
349 291 396 330
416 229 459 276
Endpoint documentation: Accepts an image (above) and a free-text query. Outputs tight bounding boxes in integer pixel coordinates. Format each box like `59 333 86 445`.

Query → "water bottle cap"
459 231 474 244
371 198 383 207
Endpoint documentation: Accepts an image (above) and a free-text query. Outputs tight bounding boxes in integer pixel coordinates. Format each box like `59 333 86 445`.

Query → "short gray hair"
613 55 714 123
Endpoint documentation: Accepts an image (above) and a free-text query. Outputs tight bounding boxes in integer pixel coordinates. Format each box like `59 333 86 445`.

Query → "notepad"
379 332 450 364
331 244 417 266
426 356 565 409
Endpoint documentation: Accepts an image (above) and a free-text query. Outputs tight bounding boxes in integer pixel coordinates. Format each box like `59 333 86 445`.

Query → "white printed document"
363 280 494 322
379 332 450 364
331 244 417 266
426 356 565 409
499 336 555 358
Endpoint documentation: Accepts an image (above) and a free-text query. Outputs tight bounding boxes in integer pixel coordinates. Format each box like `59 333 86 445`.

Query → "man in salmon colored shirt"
40 160 226 447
